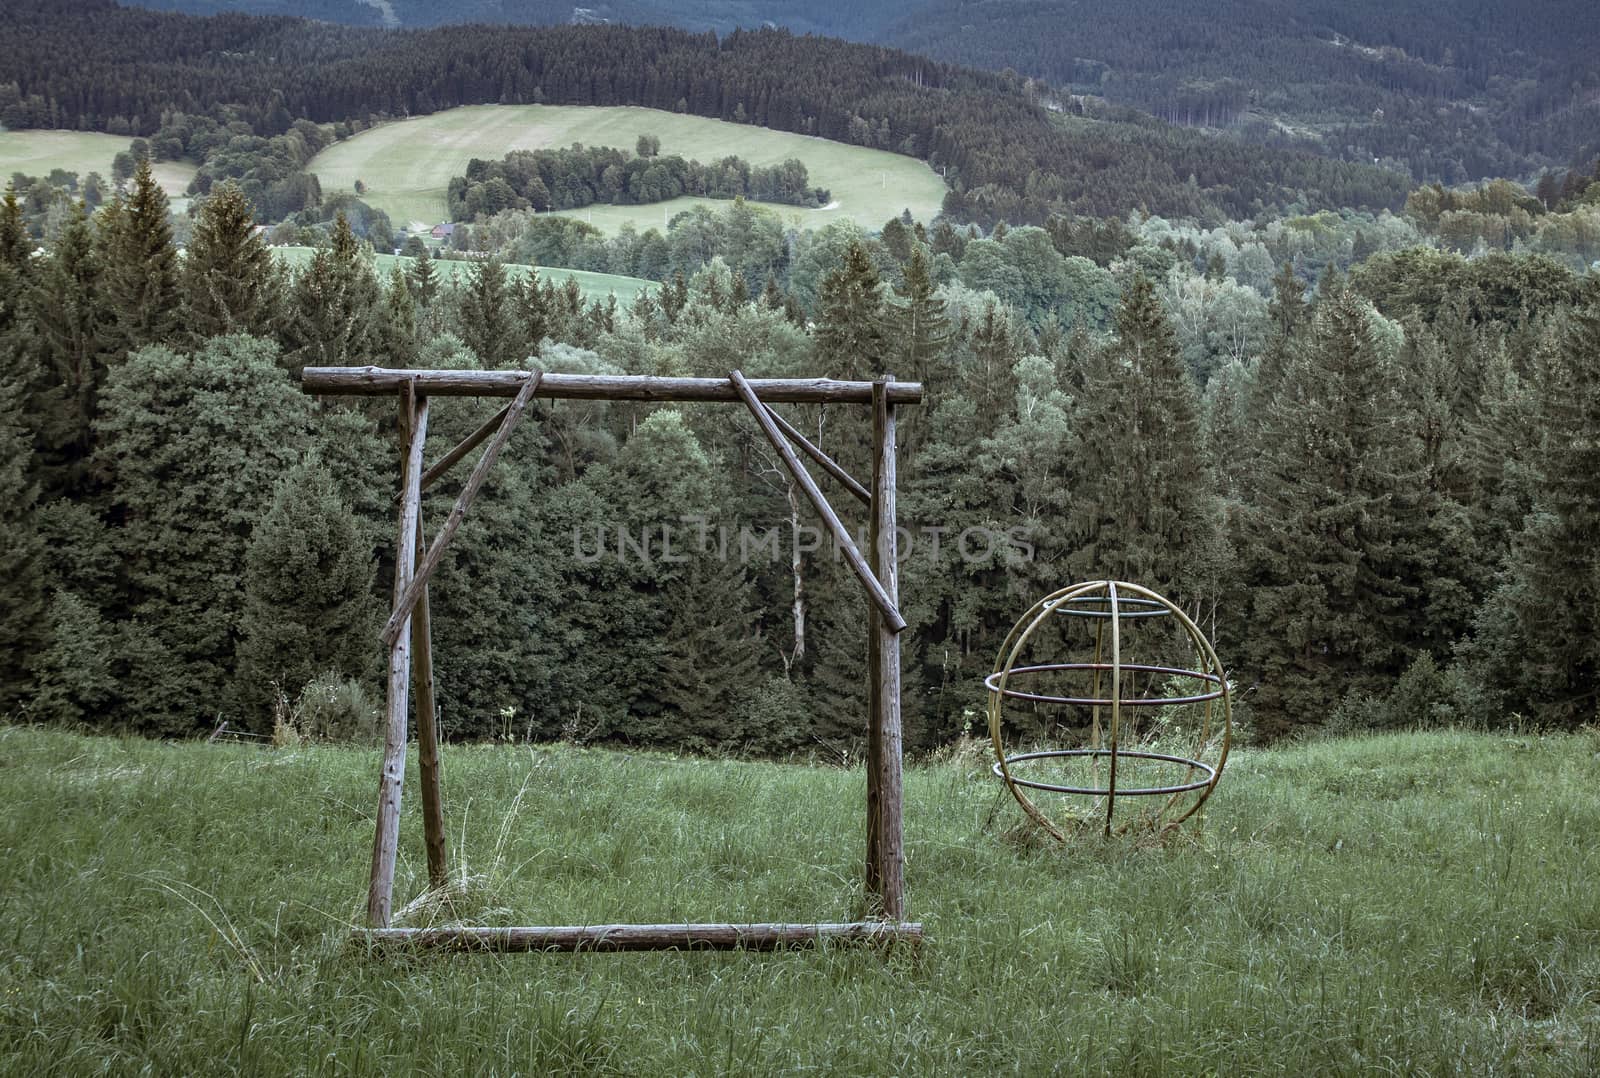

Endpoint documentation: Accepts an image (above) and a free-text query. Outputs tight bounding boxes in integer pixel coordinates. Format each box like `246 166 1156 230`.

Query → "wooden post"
866 378 905 920
413 509 448 890
369 386 428 929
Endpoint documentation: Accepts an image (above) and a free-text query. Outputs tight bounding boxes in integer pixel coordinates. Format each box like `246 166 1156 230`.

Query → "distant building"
430 223 455 240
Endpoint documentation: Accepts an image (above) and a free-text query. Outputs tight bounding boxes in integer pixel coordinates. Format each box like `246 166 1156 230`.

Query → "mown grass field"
2 724 1597 1074
0 130 196 204
270 246 652 304
307 105 947 234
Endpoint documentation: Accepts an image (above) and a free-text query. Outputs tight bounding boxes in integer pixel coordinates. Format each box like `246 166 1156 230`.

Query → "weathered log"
381 371 543 647
369 388 428 929
766 405 871 506
396 401 511 503
413 510 448 891
303 367 923 404
866 379 906 920
729 369 905 633
355 921 924 952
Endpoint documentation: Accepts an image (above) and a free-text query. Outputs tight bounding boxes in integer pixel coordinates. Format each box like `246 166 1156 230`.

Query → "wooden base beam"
354 922 924 953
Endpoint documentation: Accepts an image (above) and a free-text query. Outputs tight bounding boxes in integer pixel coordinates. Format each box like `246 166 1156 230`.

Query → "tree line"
447 141 828 221
2 165 1596 750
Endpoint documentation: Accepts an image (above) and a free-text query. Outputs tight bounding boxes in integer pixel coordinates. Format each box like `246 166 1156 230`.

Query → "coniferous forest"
1 0 1598 751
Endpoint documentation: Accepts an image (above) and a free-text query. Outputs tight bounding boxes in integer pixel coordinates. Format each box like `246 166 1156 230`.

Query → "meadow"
270 246 652 304
0 130 196 205
2 723 1597 1074
306 105 948 234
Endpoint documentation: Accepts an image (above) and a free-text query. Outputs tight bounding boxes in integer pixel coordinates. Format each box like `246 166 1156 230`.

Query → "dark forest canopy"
116 0 1600 184
0 0 1411 224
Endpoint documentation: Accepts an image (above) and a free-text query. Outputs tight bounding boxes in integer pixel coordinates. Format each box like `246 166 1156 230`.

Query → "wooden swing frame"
300 366 923 951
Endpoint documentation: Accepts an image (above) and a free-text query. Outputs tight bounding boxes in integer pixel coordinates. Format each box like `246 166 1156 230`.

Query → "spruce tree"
1475 286 1600 725
0 185 28 346
0 371 44 711
100 157 181 355
29 590 119 726
409 245 439 308
1063 274 1219 600
457 256 518 366
516 267 549 348
960 300 1019 436
283 213 381 374
1234 285 1421 735
235 456 377 724
95 336 313 733
376 265 418 367
182 181 278 340
26 200 114 500
813 239 885 378
885 245 952 389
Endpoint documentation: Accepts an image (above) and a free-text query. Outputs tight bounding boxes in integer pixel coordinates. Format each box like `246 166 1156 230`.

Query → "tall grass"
1 725 1596 1074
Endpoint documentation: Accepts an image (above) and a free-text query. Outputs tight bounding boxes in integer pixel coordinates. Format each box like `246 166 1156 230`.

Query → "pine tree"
457 256 518 366
182 181 278 340
235 456 377 725
99 157 181 355
0 371 44 711
1234 285 1421 736
376 265 418 368
95 336 313 734
516 267 549 348
409 245 439 307
283 214 381 374
960 300 1019 436
0 185 28 348
884 245 952 389
813 239 885 378
1474 286 1600 725
26 201 114 500
29 590 119 726
1063 275 1219 600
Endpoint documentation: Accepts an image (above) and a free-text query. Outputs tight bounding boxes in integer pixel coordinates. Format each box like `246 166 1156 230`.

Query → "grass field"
307 105 947 234
2 724 1597 1073
0 130 196 205
270 246 652 304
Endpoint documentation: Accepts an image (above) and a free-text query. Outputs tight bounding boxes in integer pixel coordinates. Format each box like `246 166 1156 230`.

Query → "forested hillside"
3 155 1598 747
116 0 1600 184
0 0 1411 225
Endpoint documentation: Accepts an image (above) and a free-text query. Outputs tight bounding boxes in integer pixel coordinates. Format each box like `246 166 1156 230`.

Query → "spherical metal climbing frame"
986 580 1232 839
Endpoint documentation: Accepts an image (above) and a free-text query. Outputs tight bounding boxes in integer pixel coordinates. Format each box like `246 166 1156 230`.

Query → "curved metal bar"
1043 596 1171 619
991 749 1217 796
983 662 1224 706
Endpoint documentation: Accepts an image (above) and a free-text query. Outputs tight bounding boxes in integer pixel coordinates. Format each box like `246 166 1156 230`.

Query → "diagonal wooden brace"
730 369 906 634
765 405 871 506
381 370 544 647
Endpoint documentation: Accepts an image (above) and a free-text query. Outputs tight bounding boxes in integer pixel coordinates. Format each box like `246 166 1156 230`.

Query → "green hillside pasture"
2 725 1597 1073
0 130 196 204
307 104 946 234
271 246 651 304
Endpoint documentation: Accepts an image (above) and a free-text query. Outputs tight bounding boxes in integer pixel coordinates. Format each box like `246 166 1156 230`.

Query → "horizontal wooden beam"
302 367 923 405
354 921 924 953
